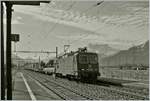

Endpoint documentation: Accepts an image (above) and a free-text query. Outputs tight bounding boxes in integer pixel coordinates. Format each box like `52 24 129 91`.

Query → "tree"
40 61 46 67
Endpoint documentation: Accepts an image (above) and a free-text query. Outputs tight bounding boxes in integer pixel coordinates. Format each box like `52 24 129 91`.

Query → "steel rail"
25 70 148 100
24 71 92 100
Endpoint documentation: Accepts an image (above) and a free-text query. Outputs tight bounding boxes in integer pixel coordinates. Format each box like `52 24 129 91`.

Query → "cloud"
13 1 148 31
12 6 107 36
16 16 22 20
12 19 23 24
12 1 148 49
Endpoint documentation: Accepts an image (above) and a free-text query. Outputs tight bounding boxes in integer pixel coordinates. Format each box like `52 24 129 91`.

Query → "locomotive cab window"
88 55 98 64
79 55 88 64
79 54 98 64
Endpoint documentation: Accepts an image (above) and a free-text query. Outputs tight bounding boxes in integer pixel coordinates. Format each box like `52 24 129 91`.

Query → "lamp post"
5 2 13 99
1 1 5 100
3 1 50 100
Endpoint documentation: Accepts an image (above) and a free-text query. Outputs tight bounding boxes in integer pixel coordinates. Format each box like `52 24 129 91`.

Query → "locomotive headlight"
81 68 85 71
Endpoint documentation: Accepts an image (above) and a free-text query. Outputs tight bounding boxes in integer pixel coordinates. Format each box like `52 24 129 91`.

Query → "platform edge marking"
20 72 36 100
27 74 62 99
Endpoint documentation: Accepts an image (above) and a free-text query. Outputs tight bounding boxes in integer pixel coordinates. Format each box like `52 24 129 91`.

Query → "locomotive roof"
58 52 97 59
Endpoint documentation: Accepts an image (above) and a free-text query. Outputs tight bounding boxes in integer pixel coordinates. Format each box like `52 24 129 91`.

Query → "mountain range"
10 40 149 67
88 43 120 58
100 41 149 66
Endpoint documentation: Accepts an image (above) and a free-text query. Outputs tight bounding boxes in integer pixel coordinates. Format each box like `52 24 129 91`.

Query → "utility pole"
125 52 127 67
1 1 5 100
56 47 58 58
39 56 40 70
132 44 135 67
3 1 51 100
54 47 58 77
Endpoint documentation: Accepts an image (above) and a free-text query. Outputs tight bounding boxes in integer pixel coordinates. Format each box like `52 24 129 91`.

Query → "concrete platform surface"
12 70 61 100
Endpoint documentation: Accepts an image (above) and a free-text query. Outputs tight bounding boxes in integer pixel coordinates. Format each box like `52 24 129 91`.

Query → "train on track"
56 47 100 80
25 47 100 80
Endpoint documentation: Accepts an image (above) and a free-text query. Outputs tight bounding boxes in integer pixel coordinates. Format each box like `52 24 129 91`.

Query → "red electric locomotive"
56 47 100 80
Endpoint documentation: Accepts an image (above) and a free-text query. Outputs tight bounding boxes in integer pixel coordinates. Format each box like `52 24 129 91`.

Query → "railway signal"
11 34 19 42
11 34 20 72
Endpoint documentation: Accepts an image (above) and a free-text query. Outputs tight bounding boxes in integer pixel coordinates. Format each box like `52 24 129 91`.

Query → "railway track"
53 77 148 100
109 85 148 97
24 70 93 100
39 71 148 99
24 70 148 100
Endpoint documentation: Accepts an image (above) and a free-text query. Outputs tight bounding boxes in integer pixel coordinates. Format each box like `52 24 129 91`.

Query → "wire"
82 1 104 14
65 1 76 11
39 1 104 52
43 21 58 38
69 33 90 45
68 1 104 45
44 0 103 39
42 1 77 39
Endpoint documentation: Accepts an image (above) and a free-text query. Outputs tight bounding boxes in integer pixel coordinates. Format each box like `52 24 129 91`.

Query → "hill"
88 43 120 58
100 41 149 67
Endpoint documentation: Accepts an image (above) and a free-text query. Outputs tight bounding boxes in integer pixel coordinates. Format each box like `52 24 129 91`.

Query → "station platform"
12 69 61 100
98 77 149 89
12 71 31 100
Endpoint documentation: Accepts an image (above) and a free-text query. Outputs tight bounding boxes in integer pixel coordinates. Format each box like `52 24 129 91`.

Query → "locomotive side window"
79 55 88 64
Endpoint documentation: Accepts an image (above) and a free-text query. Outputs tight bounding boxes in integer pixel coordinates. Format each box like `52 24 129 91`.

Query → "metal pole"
64 45 66 54
14 42 16 52
39 56 40 69
55 47 58 75
5 2 13 100
14 42 18 69
1 1 5 100
132 44 135 67
56 47 58 58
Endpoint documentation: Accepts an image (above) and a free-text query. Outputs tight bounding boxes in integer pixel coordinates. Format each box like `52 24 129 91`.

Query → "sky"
3 0 149 60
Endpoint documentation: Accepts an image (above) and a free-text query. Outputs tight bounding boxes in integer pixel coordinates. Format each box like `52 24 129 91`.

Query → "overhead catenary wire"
14 1 107 60
19 1 77 58
56 0 104 54
68 1 104 45
42 0 104 40
68 33 91 45
82 1 104 14
42 1 77 39
14 50 56 54
39 0 104 53
65 1 76 11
